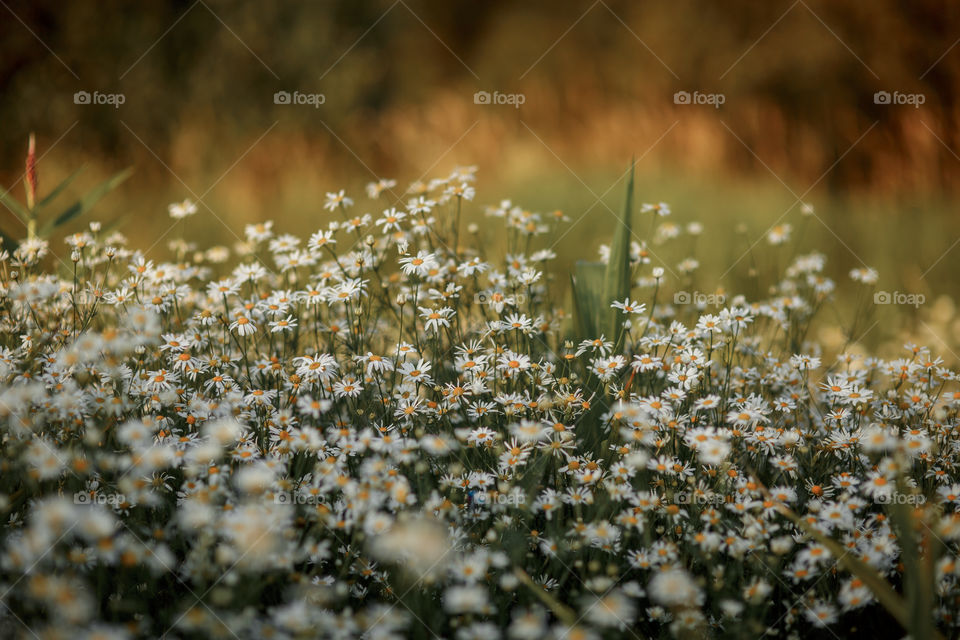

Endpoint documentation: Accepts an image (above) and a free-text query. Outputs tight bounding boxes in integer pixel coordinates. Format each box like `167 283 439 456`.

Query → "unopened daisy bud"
396 293 407 306
71 251 80 263
364 234 375 247
468 223 479 234
652 267 664 279
89 221 101 232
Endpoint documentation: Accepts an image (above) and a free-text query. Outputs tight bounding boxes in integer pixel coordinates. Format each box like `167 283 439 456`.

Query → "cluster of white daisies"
0 167 957 640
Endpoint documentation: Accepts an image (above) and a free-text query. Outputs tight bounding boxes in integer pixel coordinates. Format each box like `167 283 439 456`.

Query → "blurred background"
2 0 960 351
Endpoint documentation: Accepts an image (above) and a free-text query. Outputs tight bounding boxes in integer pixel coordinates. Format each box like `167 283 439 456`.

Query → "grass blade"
601 162 634 350
572 260 604 339
780 503 945 638
35 166 85 212
40 167 132 236
0 189 30 222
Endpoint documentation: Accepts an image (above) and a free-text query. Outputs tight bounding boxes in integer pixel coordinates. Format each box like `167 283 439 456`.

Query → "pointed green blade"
601 162 635 350
40 167 132 237
35 166 85 212
573 260 605 340
0 188 29 222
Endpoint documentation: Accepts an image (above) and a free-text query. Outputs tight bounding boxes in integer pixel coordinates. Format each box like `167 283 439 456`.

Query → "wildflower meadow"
0 143 959 640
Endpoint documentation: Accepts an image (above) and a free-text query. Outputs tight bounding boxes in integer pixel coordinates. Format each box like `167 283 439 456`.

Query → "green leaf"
40 167 132 237
780 502 946 639
602 162 634 350
568 162 636 347
35 166 85 212
889 479 941 640
0 188 30 222
514 568 577 627
572 260 604 339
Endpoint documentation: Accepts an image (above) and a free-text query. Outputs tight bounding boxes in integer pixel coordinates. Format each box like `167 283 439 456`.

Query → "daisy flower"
230 315 257 336
324 190 353 211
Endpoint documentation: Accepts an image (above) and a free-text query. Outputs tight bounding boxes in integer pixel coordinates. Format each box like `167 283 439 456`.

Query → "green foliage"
570 263 604 339
783 482 946 640
37 167 133 237
889 478 943 640
0 190 28 253
0 137 132 249
569 164 636 456
602 162 634 351
0 189 29 221
570 162 635 349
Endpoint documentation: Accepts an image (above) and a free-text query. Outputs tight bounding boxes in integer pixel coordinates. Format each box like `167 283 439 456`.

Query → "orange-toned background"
2 1 960 351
